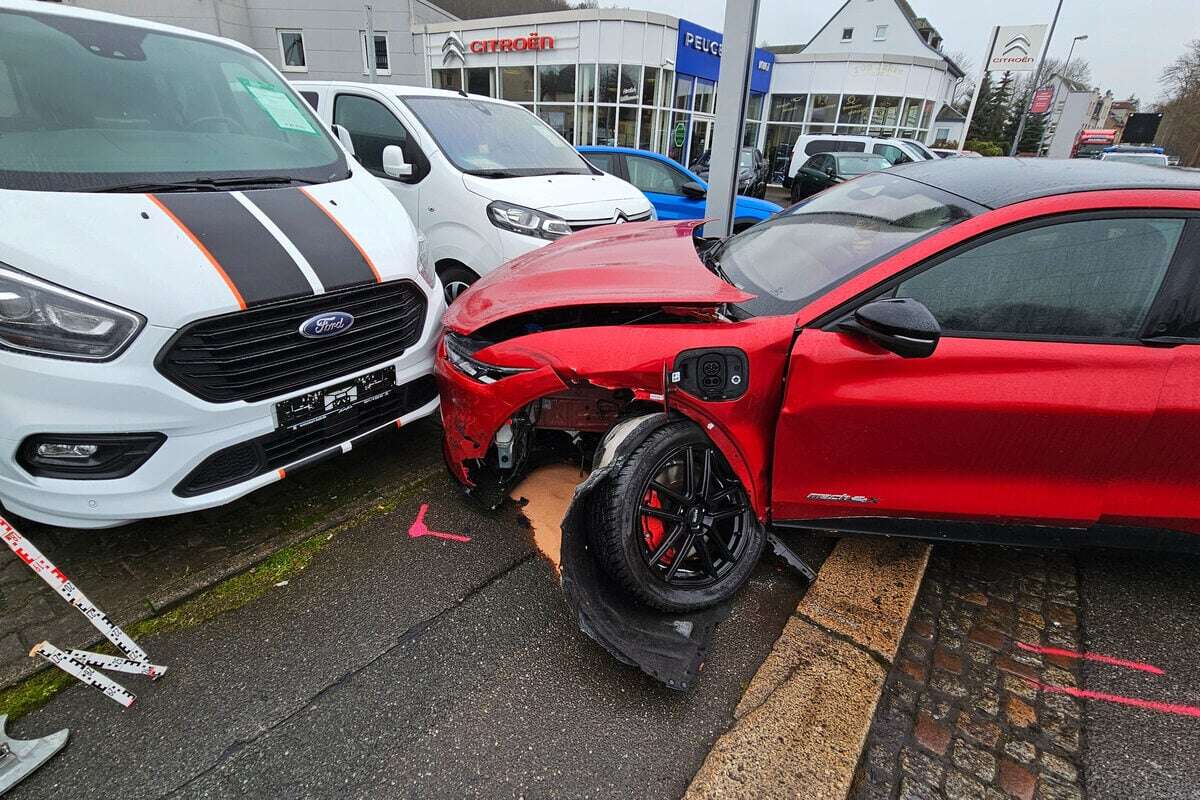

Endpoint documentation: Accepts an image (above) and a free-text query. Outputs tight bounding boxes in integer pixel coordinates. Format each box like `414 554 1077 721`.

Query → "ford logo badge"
299 311 355 339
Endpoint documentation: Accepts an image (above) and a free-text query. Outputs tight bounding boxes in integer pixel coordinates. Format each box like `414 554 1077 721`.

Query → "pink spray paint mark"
408 504 471 543
1017 641 1165 676
1029 680 1200 719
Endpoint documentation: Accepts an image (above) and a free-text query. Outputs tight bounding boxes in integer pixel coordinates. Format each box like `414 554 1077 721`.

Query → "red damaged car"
437 158 1200 612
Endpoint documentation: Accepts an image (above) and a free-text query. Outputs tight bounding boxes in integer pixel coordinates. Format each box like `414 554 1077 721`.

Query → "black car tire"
439 265 478 304
589 421 764 612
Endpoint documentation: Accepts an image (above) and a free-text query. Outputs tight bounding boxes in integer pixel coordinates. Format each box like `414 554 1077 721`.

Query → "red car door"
771 213 1187 531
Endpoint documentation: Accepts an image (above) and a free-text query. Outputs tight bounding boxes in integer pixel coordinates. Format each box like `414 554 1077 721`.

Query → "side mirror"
331 124 355 156
681 180 707 199
382 144 413 178
840 298 941 358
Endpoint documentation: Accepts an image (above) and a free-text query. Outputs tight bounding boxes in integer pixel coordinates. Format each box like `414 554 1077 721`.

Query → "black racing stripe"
246 188 378 291
154 192 314 307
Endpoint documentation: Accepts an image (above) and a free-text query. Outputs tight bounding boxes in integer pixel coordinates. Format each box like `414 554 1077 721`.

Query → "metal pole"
702 0 761 238
1037 34 1085 156
1009 0 1064 156
366 4 378 83
957 26 1000 153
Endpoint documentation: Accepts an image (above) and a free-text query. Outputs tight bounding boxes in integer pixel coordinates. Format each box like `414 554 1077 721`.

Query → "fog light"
19 433 166 480
35 443 100 459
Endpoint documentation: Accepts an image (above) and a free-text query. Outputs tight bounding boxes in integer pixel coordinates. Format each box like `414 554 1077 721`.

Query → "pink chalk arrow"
408 504 471 543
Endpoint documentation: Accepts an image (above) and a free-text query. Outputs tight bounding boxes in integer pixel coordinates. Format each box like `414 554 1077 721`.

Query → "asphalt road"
1079 547 1200 800
7 472 817 800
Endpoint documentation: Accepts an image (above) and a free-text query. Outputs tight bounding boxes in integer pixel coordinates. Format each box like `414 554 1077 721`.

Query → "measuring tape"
1 515 148 664
30 643 136 709
2 515 167 708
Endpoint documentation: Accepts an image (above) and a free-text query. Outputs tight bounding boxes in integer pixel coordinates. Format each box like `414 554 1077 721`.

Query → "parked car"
931 148 983 159
1100 146 1170 167
688 147 769 198
294 82 653 303
789 152 893 201
436 158 1200 611
579 147 781 232
785 134 931 187
0 0 443 528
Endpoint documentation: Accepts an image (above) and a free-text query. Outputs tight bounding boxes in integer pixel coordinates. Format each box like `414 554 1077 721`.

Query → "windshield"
1102 153 1169 166
838 155 891 176
0 9 345 192
402 96 592 177
713 173 982 316
902 139 936 160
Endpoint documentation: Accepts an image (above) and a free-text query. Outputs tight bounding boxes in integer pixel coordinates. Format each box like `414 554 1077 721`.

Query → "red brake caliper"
642 489 675 565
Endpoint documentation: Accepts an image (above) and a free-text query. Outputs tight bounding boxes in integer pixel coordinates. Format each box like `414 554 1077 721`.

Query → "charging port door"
671 348 749 402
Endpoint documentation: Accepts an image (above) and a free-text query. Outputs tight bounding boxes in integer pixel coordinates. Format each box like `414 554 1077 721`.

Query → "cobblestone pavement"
851 544 1086 800
0 418 443 688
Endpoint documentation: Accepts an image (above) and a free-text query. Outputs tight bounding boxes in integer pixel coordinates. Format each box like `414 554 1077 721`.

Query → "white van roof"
294 81 525 109
0 0 262 58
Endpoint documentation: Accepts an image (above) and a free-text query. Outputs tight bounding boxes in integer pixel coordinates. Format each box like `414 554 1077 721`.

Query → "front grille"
175 374 438 497
157 281 427 403
567 209 654 232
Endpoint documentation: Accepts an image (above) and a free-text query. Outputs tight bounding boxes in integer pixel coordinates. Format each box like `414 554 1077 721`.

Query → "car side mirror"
331 124 356 156
681 181 707 199
382 144 413 178
840 298 941 358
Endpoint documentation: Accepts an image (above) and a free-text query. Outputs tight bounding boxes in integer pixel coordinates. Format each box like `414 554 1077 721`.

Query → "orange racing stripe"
297 187 383 283
147 194 247 310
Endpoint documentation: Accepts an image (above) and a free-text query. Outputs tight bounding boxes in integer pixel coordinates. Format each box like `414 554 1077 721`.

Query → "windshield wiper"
462 169 526 179
93 175 323 193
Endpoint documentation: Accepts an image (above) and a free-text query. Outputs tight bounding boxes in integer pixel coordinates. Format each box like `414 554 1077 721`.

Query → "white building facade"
420 0 963 183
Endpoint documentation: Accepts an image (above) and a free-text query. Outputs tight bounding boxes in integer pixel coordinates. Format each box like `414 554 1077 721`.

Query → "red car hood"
442 220 754 333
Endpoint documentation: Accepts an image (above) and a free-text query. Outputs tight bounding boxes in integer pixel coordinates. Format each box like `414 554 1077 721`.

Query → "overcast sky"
601 0 1200 104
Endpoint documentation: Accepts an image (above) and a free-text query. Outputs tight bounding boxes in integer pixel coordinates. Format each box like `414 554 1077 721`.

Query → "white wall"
806 0 937 59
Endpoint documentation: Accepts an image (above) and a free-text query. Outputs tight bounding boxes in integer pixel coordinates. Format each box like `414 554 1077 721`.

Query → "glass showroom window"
743 92 765 147
539 64 575 103
808 93 837 133
639 107 656 150
501 66 534 103
658 68 674 108
869 95 901 136
360 31 389 75
693 78 715 115
466 67 495 97
577 63 596 103
763 124 802 182
538 105 575 143
668 112 690 164
432 68 462 92
617 106 637 147
596 105 617 146
642 67 658 107
278 30 306 72
838 94 869 135
578 105 594 145
619 65 640 105
769 93 807 124
674 75 693 110
919 99 935 132
598 63 619 104
899 97 923 137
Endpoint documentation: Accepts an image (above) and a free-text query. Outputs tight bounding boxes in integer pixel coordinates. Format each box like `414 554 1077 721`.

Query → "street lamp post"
1038 34 1087 155
1064 34 1088 77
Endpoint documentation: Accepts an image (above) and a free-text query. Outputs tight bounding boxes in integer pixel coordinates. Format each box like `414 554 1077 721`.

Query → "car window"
894 217 1184 340
873 144 911 165
806 139 864 156
626 155 689 195
586 151 616 174
802 155 823 173
300 91 319 111
334 93 416 177
837 154 891 176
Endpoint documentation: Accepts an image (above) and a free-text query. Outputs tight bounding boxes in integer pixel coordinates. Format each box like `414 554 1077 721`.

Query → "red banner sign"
1030 86 1055 114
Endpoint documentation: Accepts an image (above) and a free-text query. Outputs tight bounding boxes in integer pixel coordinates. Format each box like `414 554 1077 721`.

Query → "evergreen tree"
973 71 1013 143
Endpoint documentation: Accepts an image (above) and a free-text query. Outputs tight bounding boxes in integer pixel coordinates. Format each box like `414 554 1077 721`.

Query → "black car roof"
888 157 1200 209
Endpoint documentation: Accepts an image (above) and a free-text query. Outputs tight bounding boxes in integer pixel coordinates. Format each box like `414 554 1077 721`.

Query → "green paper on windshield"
239 78 318 135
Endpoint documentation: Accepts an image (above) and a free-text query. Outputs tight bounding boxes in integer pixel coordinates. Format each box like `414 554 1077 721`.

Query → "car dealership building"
420 0 964 180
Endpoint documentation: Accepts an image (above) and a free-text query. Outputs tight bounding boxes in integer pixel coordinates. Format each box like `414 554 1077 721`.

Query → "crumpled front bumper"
433 337 567 486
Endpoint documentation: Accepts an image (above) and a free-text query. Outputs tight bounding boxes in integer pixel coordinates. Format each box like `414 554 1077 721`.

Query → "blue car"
578 146 781 233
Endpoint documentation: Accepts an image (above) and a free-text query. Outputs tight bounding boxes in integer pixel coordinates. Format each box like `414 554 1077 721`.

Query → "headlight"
487 201 572 241
443 331 531 383
0 265 144 361
416 233 436 290
648 206 658 221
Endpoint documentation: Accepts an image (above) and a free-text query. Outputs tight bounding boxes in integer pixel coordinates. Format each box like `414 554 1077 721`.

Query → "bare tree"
1157 39 1200 166
944 49 976 108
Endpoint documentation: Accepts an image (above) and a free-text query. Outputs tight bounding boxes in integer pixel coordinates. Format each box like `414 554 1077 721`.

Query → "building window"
577 64 596 103
432 68 462 92
841 28 854 42
619 65 640 104
693 78 715 115
617 106 637 146
639 107 656 150
935 127 951 143
598 64 619 104
808 93 838 131
838 94 869 127
641 67 659 107
539 64 575 103
596 105 617 146
466 67 495 97
578 105 594 145
538 105 575 143
674 75 693 110
869 95 901 134
277 30 306 72
768 93 807 123
874 25 888 41
501 66 534 103
361 31 390 75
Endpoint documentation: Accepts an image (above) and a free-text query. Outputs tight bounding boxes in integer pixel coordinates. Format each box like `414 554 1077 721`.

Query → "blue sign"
675 19 774 95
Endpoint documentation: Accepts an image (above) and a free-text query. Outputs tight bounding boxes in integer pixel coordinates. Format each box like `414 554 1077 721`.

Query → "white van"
294 82 655 302
0 1 443 528
786 134 932 186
